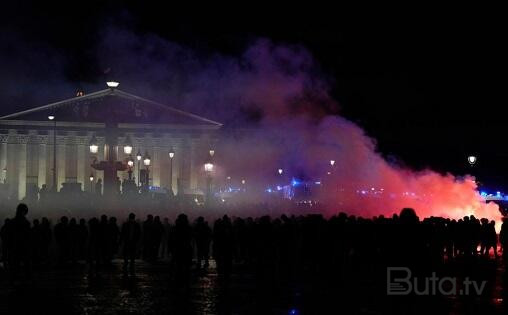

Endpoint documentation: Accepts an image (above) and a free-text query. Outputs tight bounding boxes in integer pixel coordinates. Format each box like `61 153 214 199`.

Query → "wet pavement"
0 259 507 314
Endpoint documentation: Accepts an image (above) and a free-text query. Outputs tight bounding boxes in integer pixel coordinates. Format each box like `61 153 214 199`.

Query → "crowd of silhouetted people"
1 203 508 287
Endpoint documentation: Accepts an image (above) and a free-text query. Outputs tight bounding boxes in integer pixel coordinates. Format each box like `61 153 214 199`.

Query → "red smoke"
97 30 501 227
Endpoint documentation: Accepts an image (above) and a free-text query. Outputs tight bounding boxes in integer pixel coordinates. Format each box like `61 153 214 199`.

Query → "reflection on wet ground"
0 258 507 314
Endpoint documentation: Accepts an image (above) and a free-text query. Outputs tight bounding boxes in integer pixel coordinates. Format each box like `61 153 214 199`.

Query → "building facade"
0 83 221 200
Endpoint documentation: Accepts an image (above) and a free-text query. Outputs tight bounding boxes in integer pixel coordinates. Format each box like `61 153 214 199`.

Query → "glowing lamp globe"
241 179 246 185
48 115 55 121
89 175 94 182
204 162 214 172
124 145 132 155
89 144 98 154
136 150 142 161
330 160 335 166
209 149 215 157
468 155 477 165
169 151 175 158
89 135 98 154
127 160 134 167
106 81 119 88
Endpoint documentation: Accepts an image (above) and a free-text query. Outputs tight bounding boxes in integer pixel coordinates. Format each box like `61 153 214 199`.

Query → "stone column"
152 145 161 187
77 141 86 190
57 141 66 191
0 139 7 183
38 142 47 188
190 141 197 189
18 141 27 200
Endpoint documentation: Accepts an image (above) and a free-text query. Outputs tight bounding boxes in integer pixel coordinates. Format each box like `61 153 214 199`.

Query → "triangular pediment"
0 88 222 127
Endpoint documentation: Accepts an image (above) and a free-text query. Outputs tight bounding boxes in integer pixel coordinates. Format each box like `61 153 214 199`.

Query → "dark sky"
1 3 506 189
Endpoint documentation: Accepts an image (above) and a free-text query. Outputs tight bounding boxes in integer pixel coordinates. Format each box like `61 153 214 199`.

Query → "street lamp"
209 149 215 157
48 115 57 191
204 161 214 204
89 135 98 154
127 155 134 180
123 135 133 155
330 160 335 166
169 148 175 194
136 150 142 187
468 155 477 166
143 152 151 167
89 173 94 192
143 151 151 187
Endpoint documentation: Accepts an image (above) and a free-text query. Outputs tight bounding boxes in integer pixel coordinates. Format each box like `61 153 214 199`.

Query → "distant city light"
277 185 282 191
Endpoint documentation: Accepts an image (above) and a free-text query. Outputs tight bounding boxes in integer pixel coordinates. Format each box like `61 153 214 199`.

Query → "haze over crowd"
0 26 500 225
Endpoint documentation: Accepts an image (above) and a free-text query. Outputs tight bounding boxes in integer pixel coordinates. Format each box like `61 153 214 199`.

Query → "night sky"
1 3 505 190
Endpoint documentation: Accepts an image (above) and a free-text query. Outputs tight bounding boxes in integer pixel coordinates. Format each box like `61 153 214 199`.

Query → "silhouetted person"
54 216 70 266
500 218 508 263
213 215 234 280
69 218 79 264
194 217 211 269
8 203 32 280
171 214 192 286
87 217 100 276
160 218 171 259
31 219 42 265
40 217 52 263
77 218 88 260
142 214 154 261
120 213 141 275
152 216 164 261
98 215 110 267
108 217 120 262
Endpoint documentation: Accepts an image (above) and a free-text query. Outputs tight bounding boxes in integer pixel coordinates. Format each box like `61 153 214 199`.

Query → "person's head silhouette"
16 203 28 217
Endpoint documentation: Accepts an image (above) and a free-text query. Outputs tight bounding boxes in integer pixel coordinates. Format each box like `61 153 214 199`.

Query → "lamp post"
143 151 151 187
169 148 175 195
136 150 142 187
48 115 57 192
127 155 134 180
89 173 94 193
204 161 214 204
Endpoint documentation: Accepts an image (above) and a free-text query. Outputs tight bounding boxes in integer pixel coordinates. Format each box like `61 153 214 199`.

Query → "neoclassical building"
0 82 221 200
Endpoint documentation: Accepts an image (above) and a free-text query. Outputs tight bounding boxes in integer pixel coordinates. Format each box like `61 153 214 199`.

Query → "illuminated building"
0 82 221 200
